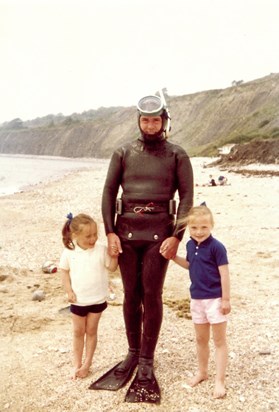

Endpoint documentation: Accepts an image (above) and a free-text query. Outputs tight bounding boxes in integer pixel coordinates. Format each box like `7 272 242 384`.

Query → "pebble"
259 350 271 355
181 382 192 390
32 289 45 301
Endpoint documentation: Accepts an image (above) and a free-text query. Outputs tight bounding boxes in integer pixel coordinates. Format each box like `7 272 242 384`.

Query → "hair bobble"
66 212 73 221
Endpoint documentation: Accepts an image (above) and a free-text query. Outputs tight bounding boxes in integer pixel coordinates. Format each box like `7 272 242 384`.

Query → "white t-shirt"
59 242 110 306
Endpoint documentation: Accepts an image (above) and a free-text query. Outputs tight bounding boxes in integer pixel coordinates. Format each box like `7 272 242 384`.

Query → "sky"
0 0 278 123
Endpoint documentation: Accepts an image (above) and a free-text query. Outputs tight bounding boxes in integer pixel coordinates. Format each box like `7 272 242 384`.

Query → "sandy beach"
0 158 278 412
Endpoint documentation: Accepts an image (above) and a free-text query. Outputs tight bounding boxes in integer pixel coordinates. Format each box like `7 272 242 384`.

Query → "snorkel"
158 89 171 139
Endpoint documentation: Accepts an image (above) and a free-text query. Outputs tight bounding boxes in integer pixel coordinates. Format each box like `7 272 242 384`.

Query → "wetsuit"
102 134 193 361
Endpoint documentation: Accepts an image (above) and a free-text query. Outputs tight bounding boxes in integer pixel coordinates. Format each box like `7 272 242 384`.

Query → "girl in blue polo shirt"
59 213 118 380
172 206 231 399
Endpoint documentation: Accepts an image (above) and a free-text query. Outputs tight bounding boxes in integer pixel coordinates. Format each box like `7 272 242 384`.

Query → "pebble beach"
0 157 278 412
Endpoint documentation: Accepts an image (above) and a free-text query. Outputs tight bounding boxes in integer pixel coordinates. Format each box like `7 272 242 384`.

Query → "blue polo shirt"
186 234 229 299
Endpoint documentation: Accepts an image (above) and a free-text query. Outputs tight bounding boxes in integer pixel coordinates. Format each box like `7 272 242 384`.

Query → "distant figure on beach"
90 93 193 403
172 206 231 399
59 213 118 380
209 174 217 186
218 175 228 185
197 174 229 187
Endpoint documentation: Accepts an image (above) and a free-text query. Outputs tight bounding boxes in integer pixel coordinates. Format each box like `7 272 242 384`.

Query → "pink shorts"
190 297 228 324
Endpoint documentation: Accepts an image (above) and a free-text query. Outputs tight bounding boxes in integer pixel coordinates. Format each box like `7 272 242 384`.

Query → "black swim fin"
125 360 161 404
89 352 139 391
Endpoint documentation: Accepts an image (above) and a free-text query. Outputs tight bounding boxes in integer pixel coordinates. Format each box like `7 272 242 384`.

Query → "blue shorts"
70 301 107 317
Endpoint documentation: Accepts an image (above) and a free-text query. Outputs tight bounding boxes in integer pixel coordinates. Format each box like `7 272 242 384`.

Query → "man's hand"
159 236 180 260
107 233 122 257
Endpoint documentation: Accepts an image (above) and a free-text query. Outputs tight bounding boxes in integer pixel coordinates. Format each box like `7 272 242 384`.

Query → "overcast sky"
0 0 278 123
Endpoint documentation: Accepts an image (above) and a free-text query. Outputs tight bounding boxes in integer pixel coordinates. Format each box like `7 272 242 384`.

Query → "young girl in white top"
59 213 118 380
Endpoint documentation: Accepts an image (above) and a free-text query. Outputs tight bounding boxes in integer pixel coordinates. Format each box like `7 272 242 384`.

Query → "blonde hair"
62 213 97 250
178 206 214 230
187 206 214 225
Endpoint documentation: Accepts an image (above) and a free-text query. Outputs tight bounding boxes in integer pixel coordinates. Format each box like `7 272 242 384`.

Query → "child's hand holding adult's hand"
221 299 231 315
68 291 76 303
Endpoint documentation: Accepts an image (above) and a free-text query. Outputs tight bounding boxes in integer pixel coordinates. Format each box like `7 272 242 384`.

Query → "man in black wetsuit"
90 94 193 403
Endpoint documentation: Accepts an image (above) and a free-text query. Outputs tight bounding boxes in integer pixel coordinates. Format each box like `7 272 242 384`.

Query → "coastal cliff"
0 73 278 161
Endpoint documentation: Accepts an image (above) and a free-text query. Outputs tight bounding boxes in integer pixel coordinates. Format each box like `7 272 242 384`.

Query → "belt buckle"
133 202 155 214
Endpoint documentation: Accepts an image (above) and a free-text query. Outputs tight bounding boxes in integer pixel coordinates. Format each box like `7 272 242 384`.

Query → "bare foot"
75 364 90 378
70 367 80 380
188 372 208 387
213 380 226 398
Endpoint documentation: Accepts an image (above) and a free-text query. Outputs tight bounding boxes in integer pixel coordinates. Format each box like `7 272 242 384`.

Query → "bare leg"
212 322 228 398
76 312 102 378
189 323 210 387
71 313 86 380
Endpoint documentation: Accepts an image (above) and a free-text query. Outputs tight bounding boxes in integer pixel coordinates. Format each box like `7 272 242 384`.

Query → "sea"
0 154 107 196
1 154 277 197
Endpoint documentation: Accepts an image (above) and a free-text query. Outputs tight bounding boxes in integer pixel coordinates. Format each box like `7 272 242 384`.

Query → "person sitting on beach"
59 213 118 380
218 175 228 185
172 206 231 399
208 175 217 186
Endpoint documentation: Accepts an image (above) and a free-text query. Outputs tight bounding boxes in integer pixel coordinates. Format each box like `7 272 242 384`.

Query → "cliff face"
0 73 278 159
168 73 279 153
0 107 138 158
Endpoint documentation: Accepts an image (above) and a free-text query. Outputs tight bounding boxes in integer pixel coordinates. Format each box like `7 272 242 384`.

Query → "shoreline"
1 153 279 197
0 154 109 196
